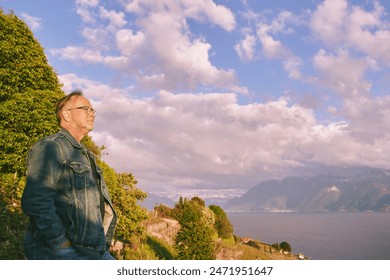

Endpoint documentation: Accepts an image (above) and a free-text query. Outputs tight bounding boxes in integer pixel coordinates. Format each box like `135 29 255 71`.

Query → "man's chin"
85 125 94 133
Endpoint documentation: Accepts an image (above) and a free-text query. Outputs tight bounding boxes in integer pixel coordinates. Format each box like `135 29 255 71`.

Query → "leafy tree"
0 9 63 259
173 197 203 225
0 9 63 175
209 204 233 239
0 10 61 100
154 204 173 218
109 170 148 244
190 196 206 207
280 241 292 253
0 173 28 259
0 11 63 175
174 197 216 260
82 135 104 158
0 90 63 174
176 221 215 260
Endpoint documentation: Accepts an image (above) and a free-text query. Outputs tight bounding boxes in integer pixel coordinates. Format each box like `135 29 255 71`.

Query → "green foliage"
280 241 292 252
154 204 174 218
173 197 205 225
245 240 260 249
146 236 176 260
120 245 158 260
272 241 292 253
190 196 206 207
221 235 236 246
96 163 149 246
0 173 28 259
0 90 63 174
82 135 102 158
0 10 63 259
173 197 216 260
209 204 234 239
105 169 149 244
176 221 215 260
0 10 62 100
0 9 64 175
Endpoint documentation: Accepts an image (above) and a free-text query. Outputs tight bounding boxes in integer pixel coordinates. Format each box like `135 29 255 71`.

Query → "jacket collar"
58 128 82 149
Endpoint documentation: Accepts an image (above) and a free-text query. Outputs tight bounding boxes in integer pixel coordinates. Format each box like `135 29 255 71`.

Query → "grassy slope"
142 217 307 260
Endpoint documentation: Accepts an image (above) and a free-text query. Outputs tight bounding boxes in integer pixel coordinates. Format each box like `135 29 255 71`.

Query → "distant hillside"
140 192 229 210
225 167 390 212
140 193 175 210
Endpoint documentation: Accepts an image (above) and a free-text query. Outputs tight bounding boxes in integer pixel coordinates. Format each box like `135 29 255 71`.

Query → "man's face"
66 96 96 133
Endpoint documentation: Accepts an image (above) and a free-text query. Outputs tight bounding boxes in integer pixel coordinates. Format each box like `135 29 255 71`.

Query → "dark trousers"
23 231 115 260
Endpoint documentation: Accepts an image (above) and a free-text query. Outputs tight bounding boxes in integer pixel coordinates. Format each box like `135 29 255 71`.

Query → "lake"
227 212 390 260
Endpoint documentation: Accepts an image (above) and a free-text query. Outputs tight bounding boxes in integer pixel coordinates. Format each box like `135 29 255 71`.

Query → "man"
21 90 117 260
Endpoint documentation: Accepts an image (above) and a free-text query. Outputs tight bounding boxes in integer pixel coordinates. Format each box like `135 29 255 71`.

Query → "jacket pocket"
68 163 91 190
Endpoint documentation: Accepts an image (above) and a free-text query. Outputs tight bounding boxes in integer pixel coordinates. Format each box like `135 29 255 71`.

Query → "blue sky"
2 0 390 202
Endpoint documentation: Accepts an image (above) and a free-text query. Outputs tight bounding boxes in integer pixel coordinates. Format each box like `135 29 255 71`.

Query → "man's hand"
59 240 72 249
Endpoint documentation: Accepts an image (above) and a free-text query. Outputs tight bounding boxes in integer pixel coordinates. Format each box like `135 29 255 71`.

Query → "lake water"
227 212 390 260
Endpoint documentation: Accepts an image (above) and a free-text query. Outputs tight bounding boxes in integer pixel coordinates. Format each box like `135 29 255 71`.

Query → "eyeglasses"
67 106 97 115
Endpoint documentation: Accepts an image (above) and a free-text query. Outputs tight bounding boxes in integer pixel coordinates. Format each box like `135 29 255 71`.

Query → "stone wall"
146 218 180 246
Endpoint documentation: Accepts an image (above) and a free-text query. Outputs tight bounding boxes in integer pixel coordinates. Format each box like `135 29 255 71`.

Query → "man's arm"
21 140 69 249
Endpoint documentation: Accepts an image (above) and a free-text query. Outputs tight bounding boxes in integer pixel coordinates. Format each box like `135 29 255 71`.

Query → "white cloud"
101 90 390 191
309 1 390 152
347 2 390 66
51 46 100 63
98 7 127 28
21 13 42 31
310 0 348 46
310 0 390 65
124 0 236 31
131 11 236 90
342 96 390 143
116 29 145 56
76 0 98 5
256 25 304 80
234 29 256 61
75 0 99 23
235 8 306 81
192 0 236 31
254 10 304 61
283 56 304 80
49 1 390 200
121 0 237 91
313 49 372 98
51 45 129 69
257 25 290 59
268 10 302 34
51 0 237 92
59 74 390 196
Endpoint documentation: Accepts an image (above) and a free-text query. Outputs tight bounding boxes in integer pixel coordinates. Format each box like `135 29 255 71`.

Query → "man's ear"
61 110 71 122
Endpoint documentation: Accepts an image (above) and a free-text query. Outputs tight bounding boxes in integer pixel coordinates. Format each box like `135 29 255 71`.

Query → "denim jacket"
21 128 117 258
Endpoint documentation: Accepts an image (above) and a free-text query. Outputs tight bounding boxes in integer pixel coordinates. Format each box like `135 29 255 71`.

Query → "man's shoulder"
31 129 81 153
37 131 65 144
30 132 69 152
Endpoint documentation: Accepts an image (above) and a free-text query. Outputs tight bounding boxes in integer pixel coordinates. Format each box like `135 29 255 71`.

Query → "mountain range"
224 166 390 212
140 193 176 210
141 166 390 212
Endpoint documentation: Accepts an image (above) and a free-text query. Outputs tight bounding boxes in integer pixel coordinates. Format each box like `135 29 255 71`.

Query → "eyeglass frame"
67 106 97 115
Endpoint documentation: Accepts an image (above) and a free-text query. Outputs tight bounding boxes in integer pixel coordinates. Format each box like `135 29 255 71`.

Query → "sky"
2 0 390 202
